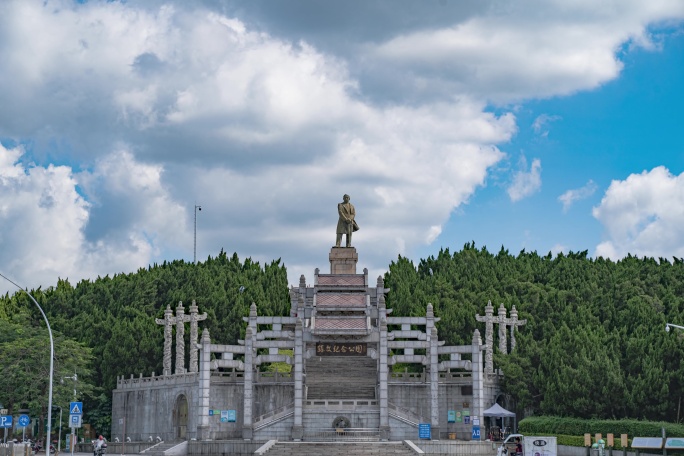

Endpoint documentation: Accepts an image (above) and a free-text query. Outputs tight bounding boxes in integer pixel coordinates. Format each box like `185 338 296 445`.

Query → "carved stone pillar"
189 300 207 373
175 301 186 374
378 282 389 440
242 325 254 440
292 318 304 441
498 303 508 354
427 304 440 439
155 305 174 376
471 329 484 440
197 329 211 440
475 301 495 374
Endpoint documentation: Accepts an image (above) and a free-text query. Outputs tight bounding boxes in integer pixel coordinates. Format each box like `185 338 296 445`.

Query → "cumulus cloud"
0 0 683 292
0 145 189 295
593 167 684 260
558 180 598 212
369 0 684 103
508 157 542 202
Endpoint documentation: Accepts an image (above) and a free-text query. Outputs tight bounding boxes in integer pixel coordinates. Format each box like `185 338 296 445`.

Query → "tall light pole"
194 204 202 264
0 272 54 454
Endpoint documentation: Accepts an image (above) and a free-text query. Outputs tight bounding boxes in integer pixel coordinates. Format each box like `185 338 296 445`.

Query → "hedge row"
519 416 684 442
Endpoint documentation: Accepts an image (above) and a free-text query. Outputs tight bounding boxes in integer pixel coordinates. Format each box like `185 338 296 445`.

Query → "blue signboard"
0 415 12 428
227 410 236 422
472 425 481 440
18 415 30 427
209 410 214 416
70 402 83 415
464 415 470 424
419 423 431 439
447 410 456 423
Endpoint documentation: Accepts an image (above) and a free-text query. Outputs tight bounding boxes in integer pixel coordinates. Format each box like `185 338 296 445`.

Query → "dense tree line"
385 243 684 421
0 250 289 438
3 243 684 439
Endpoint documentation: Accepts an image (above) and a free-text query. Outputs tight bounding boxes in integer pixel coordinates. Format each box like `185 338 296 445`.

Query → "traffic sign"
18 415 30 427
70 402 83 415
0 415 12 428
70 414 82 428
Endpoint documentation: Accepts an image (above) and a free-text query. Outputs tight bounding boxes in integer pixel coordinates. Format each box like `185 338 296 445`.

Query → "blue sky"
1 1 684 294
430 28 684 259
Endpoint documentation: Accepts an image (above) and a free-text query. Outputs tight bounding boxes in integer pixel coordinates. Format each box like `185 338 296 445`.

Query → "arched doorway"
174 394 188 440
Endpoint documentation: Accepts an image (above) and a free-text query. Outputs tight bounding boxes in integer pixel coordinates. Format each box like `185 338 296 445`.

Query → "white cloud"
370 1 684 103
532 114 562 137
508 157 542 202
0 146 189 295
558 180 598 212
0 1 683 292
593 167 684 260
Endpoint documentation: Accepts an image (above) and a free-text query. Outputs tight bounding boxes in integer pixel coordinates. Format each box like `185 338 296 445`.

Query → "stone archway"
174 394 189 440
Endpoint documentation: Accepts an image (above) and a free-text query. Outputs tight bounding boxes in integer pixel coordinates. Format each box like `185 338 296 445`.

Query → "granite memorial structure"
111 197 525 443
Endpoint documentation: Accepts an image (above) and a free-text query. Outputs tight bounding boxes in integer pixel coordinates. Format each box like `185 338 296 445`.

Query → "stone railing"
305 399 378 410
117 370 296 388
253 403 294 429
302 428 380 442
389 371 475 383
388 402 427 425
116 372 199 389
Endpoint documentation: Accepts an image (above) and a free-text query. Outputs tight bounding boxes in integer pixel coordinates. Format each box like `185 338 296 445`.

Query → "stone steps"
306 357 377 400
265 442 416 456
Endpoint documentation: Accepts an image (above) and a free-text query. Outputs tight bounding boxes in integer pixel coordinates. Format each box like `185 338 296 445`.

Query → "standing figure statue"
336 194 359 247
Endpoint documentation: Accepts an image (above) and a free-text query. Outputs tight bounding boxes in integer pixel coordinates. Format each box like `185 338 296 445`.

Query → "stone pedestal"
329 247 358 274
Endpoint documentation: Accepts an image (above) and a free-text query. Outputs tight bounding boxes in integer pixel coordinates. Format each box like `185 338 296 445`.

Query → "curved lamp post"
666 323 684 332
0 273 54 453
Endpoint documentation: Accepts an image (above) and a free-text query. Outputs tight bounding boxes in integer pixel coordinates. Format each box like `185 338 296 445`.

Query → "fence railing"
253 403 294 426
302 428 380 442
0 443 31 456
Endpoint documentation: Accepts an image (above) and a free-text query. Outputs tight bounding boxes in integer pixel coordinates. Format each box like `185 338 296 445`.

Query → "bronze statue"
336 194 359 247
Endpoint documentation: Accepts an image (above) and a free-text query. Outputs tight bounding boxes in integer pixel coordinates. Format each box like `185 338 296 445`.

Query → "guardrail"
303 428 380 442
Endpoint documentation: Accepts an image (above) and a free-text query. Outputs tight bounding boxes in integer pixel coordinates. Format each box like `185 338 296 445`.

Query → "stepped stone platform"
264 441 418 456
306 356 377 400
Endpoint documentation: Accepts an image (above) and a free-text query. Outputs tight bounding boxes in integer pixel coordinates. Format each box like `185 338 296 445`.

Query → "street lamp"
0 273 54 454
194 204 202 264
666 323 684 332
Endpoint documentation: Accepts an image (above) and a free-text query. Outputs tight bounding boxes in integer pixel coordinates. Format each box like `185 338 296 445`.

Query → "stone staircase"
264 441 418 456
306 356 377 400
140 440 183 456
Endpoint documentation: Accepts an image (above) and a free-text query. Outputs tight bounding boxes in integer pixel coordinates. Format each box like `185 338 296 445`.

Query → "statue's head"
343 194 350 202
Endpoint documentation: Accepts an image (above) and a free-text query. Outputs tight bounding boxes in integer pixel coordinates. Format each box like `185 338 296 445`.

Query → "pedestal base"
329 247 358 274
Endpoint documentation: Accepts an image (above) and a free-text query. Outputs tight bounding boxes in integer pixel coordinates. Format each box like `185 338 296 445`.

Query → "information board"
419 423 431 439
631 437 663 449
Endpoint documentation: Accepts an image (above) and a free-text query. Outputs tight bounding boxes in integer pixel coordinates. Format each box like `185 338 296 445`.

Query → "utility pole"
194 204 202 264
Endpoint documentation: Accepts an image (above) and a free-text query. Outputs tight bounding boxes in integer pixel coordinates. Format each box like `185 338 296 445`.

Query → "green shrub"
519 416 684 447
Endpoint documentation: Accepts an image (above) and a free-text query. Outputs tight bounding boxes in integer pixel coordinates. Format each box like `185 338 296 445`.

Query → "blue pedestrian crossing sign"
70 402 83 415
18 415 30 427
